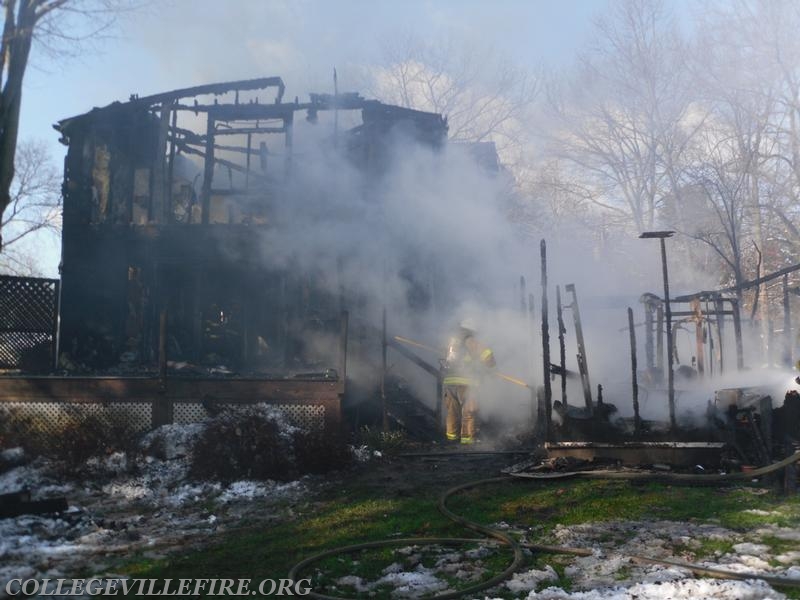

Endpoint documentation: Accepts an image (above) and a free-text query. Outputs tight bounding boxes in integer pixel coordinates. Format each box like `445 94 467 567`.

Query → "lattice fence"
0 401 153 436
173 402 326 430
1 400 325 436
0 275 59 371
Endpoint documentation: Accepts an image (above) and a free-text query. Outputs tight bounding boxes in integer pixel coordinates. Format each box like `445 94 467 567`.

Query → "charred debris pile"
526 237 800 476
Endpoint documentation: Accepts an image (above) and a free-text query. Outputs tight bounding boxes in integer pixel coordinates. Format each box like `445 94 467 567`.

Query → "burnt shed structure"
54 77 447 376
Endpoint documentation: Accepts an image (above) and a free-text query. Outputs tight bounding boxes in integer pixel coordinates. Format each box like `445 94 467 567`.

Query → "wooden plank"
0 376 340 403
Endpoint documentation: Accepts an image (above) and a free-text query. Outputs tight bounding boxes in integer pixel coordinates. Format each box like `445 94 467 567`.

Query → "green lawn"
118 471 800 598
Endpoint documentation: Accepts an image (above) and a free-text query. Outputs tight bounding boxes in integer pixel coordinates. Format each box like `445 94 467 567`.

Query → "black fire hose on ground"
288 451 800 599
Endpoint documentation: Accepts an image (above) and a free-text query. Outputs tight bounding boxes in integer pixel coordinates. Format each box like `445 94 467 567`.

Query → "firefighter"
442 319 496 444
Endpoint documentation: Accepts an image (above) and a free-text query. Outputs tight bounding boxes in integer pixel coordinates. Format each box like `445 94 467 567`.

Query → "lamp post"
640 231 676 431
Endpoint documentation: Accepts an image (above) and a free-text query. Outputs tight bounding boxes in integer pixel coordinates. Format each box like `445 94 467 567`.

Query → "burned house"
0 77 461 434
54 77 447 376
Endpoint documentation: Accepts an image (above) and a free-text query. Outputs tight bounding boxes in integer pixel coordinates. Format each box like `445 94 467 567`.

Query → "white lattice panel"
172 401 325 430
0 401 152 435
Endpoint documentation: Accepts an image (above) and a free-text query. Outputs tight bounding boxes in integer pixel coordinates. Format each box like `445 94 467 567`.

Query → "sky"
22 1 604 153
18 0 616 277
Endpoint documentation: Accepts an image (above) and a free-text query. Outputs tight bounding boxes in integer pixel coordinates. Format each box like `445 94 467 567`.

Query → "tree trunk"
0 1 37 252
749 167 770 357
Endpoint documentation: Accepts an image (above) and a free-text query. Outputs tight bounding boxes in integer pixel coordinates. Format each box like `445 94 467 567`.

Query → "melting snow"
504 578 787 599
374 566 450 598
0 419 309 597
733 542 771 555
506 565 559 593
336 565 451 598
510 519 800 599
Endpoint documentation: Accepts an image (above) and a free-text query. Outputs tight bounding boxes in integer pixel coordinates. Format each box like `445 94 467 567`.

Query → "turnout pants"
444 384 478 443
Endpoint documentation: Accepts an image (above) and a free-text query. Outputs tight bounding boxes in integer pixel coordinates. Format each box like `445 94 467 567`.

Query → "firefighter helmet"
459 318 477 333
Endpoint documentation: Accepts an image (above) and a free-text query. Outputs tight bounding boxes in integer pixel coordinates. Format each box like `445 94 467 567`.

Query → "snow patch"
756 527 800 542
506 565 559 593
350 445 371 463
733 543 770 555
375 565 450 598
0 418 309 594
0 447 24 464
779 566 800 579
512 578 786 599
219 479 304 503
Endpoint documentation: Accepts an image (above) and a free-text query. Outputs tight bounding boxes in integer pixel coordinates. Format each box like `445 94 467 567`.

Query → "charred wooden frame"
51 77 447 377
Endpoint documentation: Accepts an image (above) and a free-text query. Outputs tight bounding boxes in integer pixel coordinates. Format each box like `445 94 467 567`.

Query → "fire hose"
288 451 800 599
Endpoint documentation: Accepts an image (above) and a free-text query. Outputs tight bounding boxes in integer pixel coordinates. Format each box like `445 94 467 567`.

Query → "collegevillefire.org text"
5 578 312 596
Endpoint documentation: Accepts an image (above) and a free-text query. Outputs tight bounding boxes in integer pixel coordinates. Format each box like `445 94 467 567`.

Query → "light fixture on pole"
640 231 676 431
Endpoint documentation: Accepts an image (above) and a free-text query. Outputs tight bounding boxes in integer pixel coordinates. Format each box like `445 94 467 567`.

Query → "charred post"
705 299 714 377
201 114 215 224
644 302 654 370
158 308 167 387
153 308 173 427
381 306 388 432
661 237 676 430
628 307 641 435
556 284 567 407
714 296 726 374
691 299 705 377
540 239 552 438
731 298 745 370
339 310 349 397
656 302 664 381
784 274 793 368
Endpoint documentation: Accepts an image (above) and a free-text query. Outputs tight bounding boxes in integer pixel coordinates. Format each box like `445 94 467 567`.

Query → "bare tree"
0 138 61 275
0 0 130 251
363 33 539 168
547 0 697 234
685 0 799 346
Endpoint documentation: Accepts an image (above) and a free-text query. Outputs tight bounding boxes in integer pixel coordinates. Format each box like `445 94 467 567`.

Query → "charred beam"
130 77 286 108
387 338 440 379
152 104 171 223
175 141 272 184
566 283 592 413
556 284 567 407
674 261 800 302
671 310 734 317
200 115 215 224
0 490 68 518
691 299 705 377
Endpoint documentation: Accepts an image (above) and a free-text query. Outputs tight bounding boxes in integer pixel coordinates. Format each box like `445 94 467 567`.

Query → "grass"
448 479 800 534
117 473 800 599
761 534 800 560
674 537 736 560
